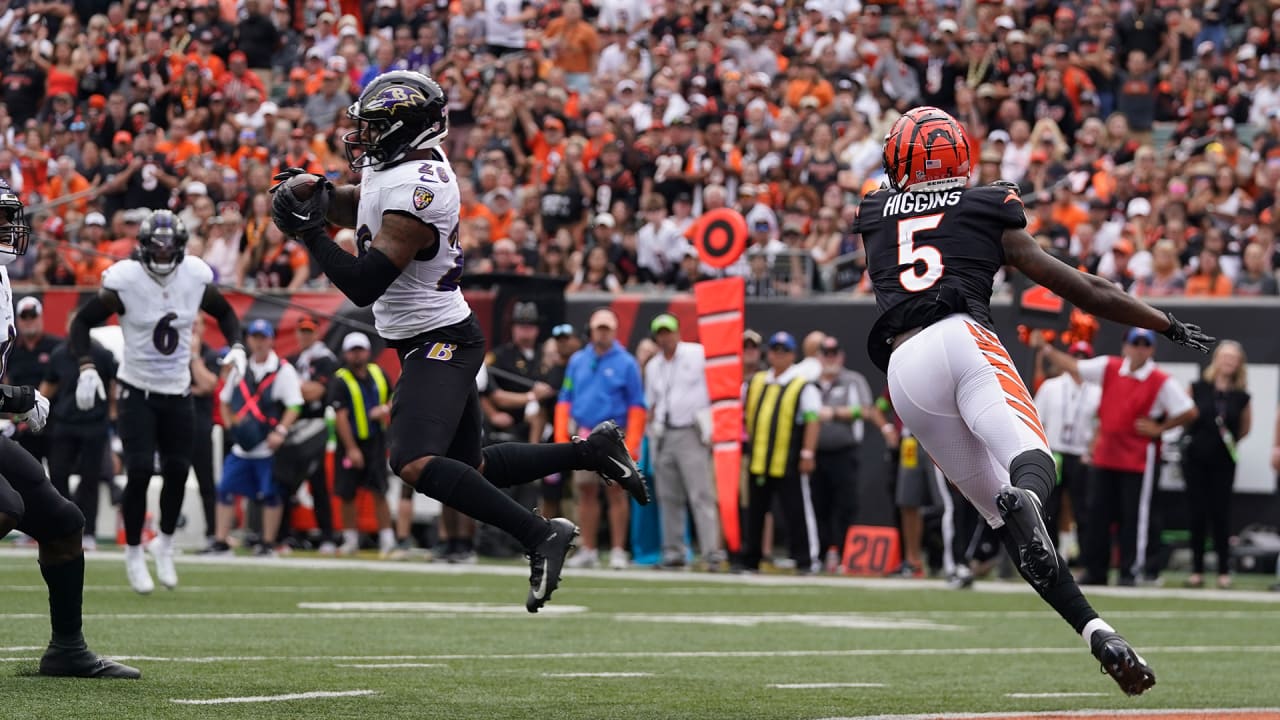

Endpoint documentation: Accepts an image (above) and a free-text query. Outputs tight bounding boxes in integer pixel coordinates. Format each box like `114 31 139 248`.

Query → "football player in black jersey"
858 107 1214 697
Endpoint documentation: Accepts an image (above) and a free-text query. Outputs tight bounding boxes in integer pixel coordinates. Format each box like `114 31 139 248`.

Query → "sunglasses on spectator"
1129 339 1153 347
551 323 573 338
820 348 840 356
17 310 39 320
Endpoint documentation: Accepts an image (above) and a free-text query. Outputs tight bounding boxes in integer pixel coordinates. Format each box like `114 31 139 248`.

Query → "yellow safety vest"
744 370 809 479
334 364 389 441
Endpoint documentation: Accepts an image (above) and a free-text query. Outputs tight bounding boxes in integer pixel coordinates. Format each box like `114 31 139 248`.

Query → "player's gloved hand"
1162 311 1214 353
270 168 332 237
75 365 107 411
221 343 247 382
16 390 49 432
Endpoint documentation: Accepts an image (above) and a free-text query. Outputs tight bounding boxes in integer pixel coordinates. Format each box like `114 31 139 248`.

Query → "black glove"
270 168 333 237
1162 311 1214 353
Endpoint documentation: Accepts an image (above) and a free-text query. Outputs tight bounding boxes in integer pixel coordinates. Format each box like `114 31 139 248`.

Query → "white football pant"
887 314 1052 528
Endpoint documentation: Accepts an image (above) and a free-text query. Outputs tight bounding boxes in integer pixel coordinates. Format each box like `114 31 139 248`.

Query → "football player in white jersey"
0 180 139 678
70 210 244 595
270 70 648 612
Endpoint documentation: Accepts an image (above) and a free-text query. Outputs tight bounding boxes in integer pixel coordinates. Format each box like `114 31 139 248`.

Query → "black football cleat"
39 643 141 679
586 421 650 505
996 486 1058 590
1090 630 1156 696
526 517 580 613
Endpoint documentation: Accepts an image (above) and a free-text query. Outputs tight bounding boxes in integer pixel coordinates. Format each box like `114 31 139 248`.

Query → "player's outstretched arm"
301 210 431 308
1001 228 1214 353
199 286 243 351
69 289 124 365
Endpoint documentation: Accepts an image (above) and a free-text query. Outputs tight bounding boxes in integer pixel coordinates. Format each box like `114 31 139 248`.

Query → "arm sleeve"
1075 356 1109 385
200 285 242 347
299 225 403 308
69 291 121 364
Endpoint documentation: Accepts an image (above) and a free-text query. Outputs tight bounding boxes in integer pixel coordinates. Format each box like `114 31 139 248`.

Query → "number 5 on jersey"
897 214 945 292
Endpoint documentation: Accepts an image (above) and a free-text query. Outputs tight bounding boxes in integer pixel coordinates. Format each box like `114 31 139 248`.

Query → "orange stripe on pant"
966 322 1050 447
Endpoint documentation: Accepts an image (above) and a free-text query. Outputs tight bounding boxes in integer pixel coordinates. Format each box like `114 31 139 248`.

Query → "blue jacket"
560 341 645 429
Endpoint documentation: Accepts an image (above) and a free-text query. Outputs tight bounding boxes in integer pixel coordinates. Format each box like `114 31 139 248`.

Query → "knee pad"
1009 449 1057 505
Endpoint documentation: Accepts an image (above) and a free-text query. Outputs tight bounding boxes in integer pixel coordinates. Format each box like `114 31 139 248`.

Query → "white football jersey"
357 150 471 340
102 255 213 395
0 266 15 377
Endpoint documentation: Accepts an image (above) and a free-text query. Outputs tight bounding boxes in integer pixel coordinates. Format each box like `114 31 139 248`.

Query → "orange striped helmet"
882 107 973 192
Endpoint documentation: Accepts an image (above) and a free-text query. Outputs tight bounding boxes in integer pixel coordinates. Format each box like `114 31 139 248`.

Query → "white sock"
343 529 359 547
155 533 173 549
125 544 144 560
378 528 395 552
1081 618 1116 648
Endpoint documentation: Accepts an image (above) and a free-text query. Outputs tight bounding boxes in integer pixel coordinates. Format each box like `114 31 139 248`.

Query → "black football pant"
1082 467 1145 584
273 424 333 543
47 431 109 538
742 469 819 572
0 436 84 541
191 407 217 539
117 383 195 546
1182 456 1236 575
811 448 858 553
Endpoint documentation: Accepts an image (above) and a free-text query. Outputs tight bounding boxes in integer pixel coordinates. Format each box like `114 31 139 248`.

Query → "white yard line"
334 663 445 669
298 601 589 615
170 690 377 705
0 643 1268 664
2 548 1275 603
769 683 885 689
542 672 653 678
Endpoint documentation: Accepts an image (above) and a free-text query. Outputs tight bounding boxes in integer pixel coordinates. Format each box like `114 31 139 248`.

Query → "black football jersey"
855 184 1027 372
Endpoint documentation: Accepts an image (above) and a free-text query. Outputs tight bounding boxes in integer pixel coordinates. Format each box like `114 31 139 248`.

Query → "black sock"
1009 449 1057 506
417 456 548 548
40 555 85 646
997 527 1097 633
481 442 588 488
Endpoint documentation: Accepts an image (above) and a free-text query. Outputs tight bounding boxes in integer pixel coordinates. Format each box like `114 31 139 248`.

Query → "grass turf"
1 551 1277 720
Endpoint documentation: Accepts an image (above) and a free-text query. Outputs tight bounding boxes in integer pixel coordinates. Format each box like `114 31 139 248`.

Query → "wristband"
850 405 862 421
881 423 895 434
800 449 815 459
273 425 290 435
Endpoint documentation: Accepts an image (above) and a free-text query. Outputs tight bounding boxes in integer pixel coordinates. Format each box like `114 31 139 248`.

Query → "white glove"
16 390 50 433
75 366 107 411
221 343 247 381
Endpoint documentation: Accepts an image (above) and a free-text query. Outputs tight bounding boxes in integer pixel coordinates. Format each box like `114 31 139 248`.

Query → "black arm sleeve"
299 225 403 308
69 290 123 367
0 384 35 413
200 285 243 347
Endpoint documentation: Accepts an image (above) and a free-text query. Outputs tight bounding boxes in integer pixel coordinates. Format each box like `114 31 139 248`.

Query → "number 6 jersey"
356 148 470 341
855 184 1027 373
101 255 214 395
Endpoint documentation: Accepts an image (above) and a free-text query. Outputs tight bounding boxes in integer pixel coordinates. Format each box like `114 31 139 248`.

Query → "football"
287 173 323 200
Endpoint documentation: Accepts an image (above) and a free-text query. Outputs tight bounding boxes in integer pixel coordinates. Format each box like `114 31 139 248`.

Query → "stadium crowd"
2 0 1280 296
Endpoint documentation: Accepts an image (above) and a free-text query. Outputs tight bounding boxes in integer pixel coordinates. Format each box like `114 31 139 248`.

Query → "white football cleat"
124 545 154 595
148 535 178 590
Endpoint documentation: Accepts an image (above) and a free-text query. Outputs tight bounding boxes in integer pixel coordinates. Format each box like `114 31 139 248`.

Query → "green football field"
2 549 1278 720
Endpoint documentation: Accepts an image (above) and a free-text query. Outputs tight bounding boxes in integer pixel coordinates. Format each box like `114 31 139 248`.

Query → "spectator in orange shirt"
1051 186 1089 236
485 187 517 241
44 156 91 219
459 181 498 245
274 128 325 177
542 1 600 94
102 209 144 262
71 215 115 286
1185 248 1234 296
783 62 835 111
218 51 266 109
186 30 227 86
517 107 568 185
160 117 204 170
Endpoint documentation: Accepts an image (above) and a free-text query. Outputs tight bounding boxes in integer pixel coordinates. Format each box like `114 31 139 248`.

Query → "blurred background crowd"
5 0 1280 296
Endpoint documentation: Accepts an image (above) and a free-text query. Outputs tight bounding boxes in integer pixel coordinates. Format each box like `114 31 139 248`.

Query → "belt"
119 379 189 400
889 327 924 354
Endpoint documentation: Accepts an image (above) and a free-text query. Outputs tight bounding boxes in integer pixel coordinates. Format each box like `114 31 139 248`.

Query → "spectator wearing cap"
741 331 822 574
1032 339 1103 565
7 296 61 463
186 29 227 85
212 319 304 556
101 127 178 212
219 50 266 106
542 1 600 95
556 308 646 570
643 313 722 570
2 35 46 126
812 336 891 571
276 128 325 178
1036 328 1197 587
327 330 396 557
516 108 569 186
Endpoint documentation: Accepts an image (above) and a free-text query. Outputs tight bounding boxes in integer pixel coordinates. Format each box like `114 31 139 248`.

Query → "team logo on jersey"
413 186 435 211
367 86 428 116
425 342 455 362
